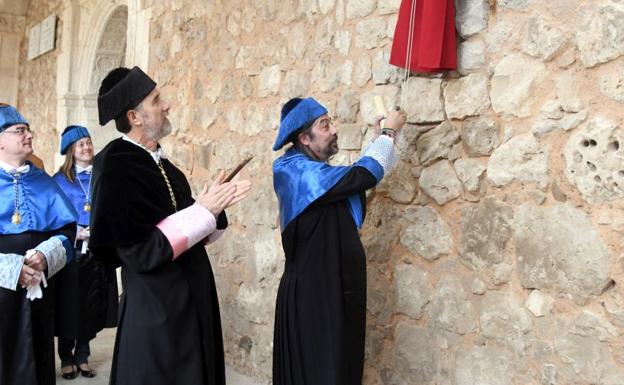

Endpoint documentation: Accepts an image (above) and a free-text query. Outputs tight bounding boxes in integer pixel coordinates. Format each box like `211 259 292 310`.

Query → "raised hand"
196 171 252 216
385 108 407 132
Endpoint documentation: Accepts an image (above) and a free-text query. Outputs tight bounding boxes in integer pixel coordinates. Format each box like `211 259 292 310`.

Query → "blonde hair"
58 142 77 183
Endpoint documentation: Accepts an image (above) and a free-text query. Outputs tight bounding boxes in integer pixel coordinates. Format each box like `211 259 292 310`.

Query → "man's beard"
145 119 172 141
324 137 339 158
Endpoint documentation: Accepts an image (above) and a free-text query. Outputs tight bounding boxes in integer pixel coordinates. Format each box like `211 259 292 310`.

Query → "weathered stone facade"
9 0 624 384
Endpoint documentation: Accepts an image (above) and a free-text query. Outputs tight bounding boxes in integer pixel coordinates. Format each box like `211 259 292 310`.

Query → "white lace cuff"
0 253 25 290
35 236 67 278
361 135 398 174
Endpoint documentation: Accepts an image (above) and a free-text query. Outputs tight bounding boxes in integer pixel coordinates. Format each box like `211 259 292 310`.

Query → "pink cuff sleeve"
156 204 217 260
206 229 226 245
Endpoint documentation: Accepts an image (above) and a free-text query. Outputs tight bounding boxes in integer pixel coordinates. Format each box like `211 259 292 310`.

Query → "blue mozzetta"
53 170 92 226
0 165 78 235
60 125 90 155
272 98 328 151
273 148 384 231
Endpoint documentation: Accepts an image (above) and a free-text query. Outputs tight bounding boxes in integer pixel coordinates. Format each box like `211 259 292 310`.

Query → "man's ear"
127 109 142 127
298 132 310 146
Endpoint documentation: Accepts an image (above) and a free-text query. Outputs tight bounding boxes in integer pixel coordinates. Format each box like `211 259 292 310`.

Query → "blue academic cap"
60 125 90 155
0 104 29 132
272 97 327 151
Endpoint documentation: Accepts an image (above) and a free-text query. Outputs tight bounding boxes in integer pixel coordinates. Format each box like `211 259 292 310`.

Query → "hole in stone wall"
573 151 583 163
595 175 602 183
582 139 590 147
602 279 616 294
587 162 597 171
608 141 620 151
613 182 619 188
590 139 597 146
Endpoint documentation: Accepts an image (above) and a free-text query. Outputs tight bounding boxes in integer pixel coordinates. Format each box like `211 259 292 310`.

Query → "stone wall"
11 0 624 384
17 0 63 170
149 0 624 383
0 8 25 106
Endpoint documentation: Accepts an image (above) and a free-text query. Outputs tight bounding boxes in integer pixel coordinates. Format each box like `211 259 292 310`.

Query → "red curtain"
389 0 457 73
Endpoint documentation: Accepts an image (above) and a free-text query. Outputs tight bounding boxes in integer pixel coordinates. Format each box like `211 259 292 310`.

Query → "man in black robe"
272 97 406 385
0 104 77 385
89 66 250 385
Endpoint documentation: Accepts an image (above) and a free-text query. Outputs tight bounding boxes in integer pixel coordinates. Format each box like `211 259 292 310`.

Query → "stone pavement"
54 328 261 385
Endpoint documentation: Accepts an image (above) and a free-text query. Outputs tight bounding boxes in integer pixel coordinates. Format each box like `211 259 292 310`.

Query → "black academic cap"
97 66 157 126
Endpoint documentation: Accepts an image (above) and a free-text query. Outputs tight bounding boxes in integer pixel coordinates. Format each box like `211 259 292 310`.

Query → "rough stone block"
487 134 549 188
459 197 513 270
564 117 624 203
525 290 554 317
455 0 489 38
428 276 477 334
403 77 446 123
514 203 612 304
346 0 376 19
522 16 567 61
461 115 500 157
355 18 386 49
400 206 453 260
444 72 491 119
455 346 512 385
416 121 461 166
454 158 486 192
481 291 533 354
458 39 486 75
491 54 547 119
394 264 430 319
576 4 624 68
258 65 281 97
419 160 462 205
337 124 363 150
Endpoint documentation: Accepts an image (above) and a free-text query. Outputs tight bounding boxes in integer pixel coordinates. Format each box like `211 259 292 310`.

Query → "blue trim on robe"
0 164 78 235
273 148 384 231
53 171 91 227
55 234 74 264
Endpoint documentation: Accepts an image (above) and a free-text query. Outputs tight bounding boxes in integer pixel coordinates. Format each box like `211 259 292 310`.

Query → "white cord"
400 0 417 108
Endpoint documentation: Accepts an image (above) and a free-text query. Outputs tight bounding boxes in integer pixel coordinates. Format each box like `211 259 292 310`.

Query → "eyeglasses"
2 126 32 135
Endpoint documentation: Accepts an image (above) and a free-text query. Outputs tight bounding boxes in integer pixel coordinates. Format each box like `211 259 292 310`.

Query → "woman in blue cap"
52 125 117 380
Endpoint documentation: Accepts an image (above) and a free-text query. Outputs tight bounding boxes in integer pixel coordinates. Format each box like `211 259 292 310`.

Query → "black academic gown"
0 224 75 385
273 167 377 385
52 172 118 341
89 138 226 385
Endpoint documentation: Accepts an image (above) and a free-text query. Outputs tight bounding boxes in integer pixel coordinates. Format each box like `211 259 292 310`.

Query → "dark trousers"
58 337 91 367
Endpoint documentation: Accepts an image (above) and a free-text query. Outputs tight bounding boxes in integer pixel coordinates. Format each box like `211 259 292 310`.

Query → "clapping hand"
196 170 252 217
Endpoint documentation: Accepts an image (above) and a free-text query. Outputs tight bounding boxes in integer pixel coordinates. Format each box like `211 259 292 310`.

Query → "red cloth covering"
390 0 457 73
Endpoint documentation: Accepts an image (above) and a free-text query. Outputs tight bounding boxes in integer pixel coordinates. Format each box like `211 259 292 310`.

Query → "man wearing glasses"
0 104 77 385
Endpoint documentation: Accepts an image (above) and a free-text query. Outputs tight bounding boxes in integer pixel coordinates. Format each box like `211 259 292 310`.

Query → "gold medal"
84 203 91 212
11 212 21 225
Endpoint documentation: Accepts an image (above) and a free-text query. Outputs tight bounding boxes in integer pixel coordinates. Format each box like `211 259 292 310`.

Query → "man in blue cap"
0 104 77 385
272 97 406 385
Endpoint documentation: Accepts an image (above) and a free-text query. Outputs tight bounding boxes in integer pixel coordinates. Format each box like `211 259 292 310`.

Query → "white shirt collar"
0 159 29 175
75 164 93 174
122 135 167 164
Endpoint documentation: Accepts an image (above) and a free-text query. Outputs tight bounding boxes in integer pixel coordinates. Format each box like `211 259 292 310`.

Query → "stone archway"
86 5 128 151
54 0 151 168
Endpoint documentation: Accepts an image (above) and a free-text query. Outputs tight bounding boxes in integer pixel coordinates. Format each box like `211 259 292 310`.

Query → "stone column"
0 13 25 105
